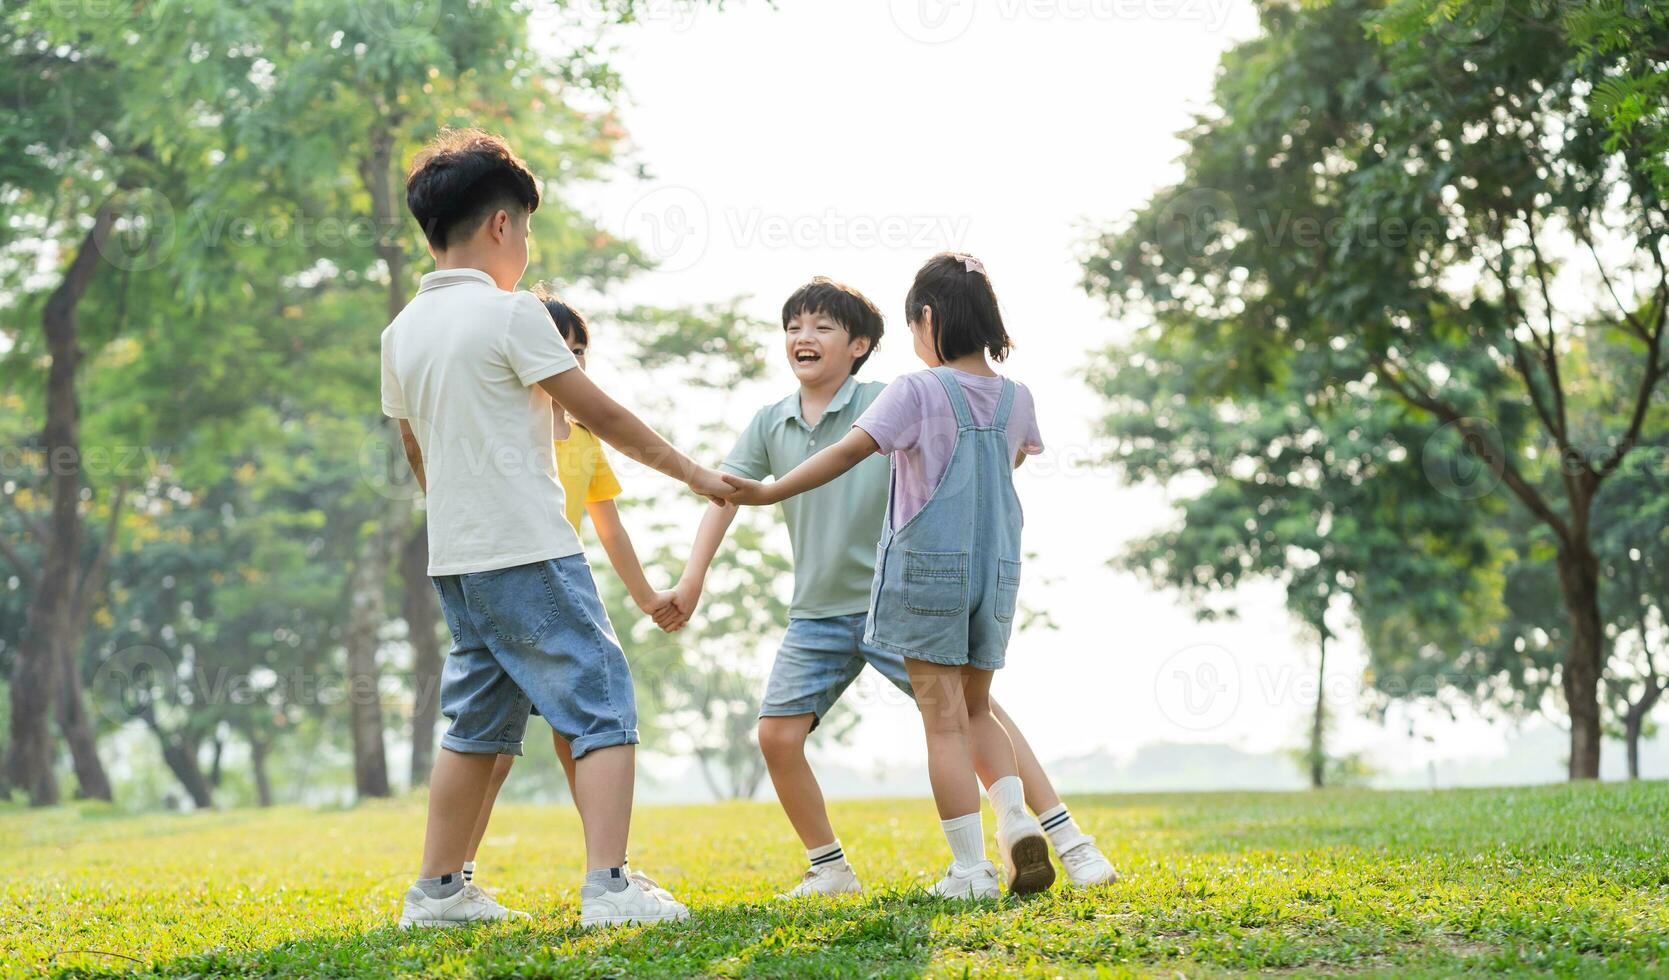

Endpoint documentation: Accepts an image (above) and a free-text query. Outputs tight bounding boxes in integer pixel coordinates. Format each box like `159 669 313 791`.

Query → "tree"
1092 336 1502 787
1082 0 1669 778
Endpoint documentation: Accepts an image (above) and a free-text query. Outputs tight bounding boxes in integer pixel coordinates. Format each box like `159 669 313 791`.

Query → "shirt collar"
784 376 859 429
417 267 497 293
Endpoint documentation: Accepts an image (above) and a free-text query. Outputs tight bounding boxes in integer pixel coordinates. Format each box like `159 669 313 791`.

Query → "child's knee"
757 716 810 762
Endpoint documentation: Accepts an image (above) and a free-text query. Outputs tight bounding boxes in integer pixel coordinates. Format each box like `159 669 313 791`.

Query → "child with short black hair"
384 128 730 929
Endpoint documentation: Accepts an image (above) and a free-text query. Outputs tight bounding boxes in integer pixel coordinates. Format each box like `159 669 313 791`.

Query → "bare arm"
399 419 426 492
537 369 730 502
587 499 655 608
673 500 740 617
722 427 879 505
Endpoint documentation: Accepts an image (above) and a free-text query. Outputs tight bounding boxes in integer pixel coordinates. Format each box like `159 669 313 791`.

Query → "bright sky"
555 0 1508 779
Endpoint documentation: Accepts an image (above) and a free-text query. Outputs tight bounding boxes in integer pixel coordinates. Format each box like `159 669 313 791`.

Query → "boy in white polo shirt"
382 129 732 929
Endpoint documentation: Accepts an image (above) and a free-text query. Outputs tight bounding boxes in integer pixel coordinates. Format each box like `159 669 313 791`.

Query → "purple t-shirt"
854 368 1043 529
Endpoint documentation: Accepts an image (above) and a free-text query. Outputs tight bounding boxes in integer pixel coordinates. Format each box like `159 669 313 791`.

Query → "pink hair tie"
959 254 986 275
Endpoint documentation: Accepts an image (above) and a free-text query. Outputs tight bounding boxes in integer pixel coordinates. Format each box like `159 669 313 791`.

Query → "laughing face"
784 310 870 387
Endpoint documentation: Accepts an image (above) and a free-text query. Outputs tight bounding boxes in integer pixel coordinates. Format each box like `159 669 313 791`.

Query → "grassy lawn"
4 782 1667 977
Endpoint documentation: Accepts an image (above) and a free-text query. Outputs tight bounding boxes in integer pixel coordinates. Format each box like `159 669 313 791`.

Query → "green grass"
4 783 1667 977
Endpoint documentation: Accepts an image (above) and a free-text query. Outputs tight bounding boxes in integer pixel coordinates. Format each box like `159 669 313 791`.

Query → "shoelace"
1059 843 1103 872
627 870 663 892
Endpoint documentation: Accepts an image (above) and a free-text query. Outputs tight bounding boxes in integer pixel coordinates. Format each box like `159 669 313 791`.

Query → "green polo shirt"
721 376 890 619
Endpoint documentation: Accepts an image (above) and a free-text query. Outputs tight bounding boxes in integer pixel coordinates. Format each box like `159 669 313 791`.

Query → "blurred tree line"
0 0 794 808
1085 0 1668 782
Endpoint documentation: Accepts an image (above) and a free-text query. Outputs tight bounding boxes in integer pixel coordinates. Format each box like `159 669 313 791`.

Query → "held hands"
719 473 780 506
638 589 686 632
688 466 736 506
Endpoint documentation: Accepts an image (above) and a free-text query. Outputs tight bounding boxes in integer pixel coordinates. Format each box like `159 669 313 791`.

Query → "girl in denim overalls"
725 253 1055 900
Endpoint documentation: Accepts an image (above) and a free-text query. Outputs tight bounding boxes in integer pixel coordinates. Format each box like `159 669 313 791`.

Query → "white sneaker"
624 865 677 902
996 811 1057 896
580 879 691 929
778 862 863 899
398 882 529 929
1060 841 1118 887
928 861 1001 900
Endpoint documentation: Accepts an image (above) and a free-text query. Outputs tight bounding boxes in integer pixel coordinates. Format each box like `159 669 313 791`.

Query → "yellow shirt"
555 424 623 532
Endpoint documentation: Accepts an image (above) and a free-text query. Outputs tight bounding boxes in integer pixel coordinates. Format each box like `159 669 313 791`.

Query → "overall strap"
991 379 1017 431
929 367 975 429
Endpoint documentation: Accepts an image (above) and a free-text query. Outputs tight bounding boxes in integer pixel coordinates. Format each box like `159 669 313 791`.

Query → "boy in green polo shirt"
672 277 1116 897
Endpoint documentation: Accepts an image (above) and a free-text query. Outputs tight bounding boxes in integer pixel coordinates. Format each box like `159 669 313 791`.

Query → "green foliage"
1082 0 1669 751
5 785 1669 975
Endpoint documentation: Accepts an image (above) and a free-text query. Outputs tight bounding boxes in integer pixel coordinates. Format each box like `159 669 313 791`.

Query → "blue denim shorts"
759 613 915 731
432 555 638 760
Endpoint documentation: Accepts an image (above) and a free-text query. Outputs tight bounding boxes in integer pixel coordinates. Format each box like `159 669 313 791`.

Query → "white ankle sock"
941 811 987 869
461 860 475 882
807 839 846 869
986 776 1027 825
1038 803 1091 853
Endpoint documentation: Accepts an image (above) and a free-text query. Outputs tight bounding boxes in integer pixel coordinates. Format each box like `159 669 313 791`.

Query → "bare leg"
420 749 497 878
552 730 578 801
904 659 981 819
463 754 516 863
572 743 634 871
990 698 1063 814
965 674 1020 790
758 714 838 848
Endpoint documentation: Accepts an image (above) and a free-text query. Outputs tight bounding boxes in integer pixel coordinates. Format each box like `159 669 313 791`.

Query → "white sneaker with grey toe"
399 882 528 929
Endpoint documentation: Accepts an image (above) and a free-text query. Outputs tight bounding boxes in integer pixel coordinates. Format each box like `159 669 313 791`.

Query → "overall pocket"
468 562 562 645
902 550 969 617
994 558 1022 624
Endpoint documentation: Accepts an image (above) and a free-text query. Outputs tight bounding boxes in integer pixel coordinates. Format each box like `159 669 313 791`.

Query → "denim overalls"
864 367 1023 669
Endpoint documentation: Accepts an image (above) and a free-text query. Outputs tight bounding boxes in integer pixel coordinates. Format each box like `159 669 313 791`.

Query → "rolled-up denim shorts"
431 554 638 759
759 612 915 732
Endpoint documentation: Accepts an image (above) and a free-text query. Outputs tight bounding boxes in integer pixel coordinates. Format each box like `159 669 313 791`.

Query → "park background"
4 0 1666 812
5 1 1669 975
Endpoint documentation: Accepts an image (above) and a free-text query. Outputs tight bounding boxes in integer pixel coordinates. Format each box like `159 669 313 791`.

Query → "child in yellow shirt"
461 287 681 891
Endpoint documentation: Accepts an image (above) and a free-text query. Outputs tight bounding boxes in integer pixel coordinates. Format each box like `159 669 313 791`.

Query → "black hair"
904 253 1013 364
531 284 590 348
405 128 540 251
780 276 884 375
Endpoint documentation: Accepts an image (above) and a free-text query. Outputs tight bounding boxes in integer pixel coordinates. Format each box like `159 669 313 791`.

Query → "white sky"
552 0 1510 777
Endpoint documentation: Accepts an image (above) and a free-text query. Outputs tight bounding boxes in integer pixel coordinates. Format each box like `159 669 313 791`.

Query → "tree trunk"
1310 633 1328 790
1556 542 1605 780
402 523 443 787
1624 714 1642 781
5 205 116 806
146 719 214 809
56 644 113 801
347 529 392 799
247 730 273 807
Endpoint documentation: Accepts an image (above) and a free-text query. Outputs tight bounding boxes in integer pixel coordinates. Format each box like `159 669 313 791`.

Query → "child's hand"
687 466 735 506
641 589 685 632
671 576 702 625
719 473 778 506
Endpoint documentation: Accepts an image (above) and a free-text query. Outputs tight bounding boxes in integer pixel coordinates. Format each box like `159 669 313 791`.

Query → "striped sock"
461 860 475 883
1038 804 1090 854
807 840 846 870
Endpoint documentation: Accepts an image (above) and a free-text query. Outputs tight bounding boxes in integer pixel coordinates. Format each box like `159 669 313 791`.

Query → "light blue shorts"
432 555 638 760
759 613 914 732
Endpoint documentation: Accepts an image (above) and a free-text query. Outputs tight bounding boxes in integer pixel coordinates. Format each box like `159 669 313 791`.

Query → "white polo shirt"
381 267 584 575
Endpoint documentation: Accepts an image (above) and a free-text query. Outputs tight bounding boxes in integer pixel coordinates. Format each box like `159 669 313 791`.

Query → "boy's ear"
850 335 872 359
